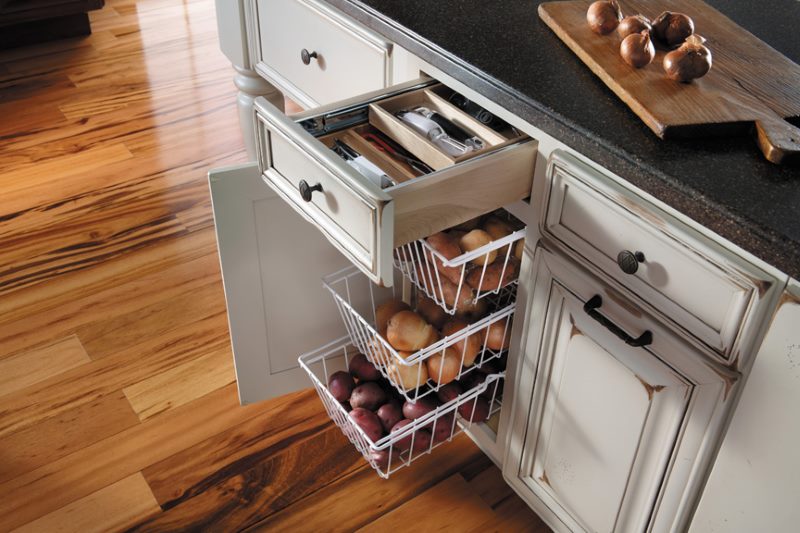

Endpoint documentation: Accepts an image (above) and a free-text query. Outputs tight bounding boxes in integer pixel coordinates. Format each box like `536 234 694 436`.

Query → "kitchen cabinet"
505 246 734 533
690 280 800 533
211 0 796 530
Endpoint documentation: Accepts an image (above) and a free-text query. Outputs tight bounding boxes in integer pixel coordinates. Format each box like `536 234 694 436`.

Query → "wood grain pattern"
0 383 259 531
0 335 90 396
538 0 800 163
247 435 486 532
123 344 235 420
358 474 497 532
0 390 139 483
12 473 161 533
0 1 548 530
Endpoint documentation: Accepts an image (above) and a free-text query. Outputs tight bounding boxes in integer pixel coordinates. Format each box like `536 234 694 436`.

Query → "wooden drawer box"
254 80 537 286
541 150 777 364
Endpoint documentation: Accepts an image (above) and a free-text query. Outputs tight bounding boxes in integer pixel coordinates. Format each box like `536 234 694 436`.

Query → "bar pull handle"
583 295 653 348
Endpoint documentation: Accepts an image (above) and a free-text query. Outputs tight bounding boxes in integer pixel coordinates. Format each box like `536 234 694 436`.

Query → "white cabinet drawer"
254 80 537 286
251 0 390 108
542 150 777 363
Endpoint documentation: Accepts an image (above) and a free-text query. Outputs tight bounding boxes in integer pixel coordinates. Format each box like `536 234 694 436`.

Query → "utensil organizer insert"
299 338 504 478
323 264 514 402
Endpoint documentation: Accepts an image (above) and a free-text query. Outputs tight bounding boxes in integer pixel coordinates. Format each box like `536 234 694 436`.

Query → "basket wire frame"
299 337 505 478
394 220 525 315
323 265 515 402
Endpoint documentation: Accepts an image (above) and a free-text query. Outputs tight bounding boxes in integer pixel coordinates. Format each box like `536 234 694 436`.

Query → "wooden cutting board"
538 0 800 164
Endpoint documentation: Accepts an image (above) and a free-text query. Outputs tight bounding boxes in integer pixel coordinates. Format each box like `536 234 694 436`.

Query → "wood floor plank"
142 388 325 506
0 390 140 483
123 345 235 420
75 277 225 359
0 229 220 356
131 424 366 532
0 311 229 439
0 335 90 397
0 382 265 531
12 472 161 533
246 435 486 532
358 474 496 533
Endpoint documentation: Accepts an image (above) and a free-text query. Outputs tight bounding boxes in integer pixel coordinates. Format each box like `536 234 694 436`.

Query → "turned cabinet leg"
233 65 284 159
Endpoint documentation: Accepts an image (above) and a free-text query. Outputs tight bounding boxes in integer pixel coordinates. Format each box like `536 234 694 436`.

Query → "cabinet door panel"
520 283 690 533
505 246 734 533
209 163 350 404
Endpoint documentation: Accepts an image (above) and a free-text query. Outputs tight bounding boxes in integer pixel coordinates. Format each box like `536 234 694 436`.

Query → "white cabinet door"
209 163 351 404
691 280 799 533
505 246 733 533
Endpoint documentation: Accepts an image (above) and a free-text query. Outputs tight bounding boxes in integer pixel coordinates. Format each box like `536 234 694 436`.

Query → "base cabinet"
505 246 735 533
690 281 800 532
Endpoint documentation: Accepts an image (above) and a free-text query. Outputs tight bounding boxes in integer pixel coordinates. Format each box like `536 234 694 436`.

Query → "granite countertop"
324 0 800 279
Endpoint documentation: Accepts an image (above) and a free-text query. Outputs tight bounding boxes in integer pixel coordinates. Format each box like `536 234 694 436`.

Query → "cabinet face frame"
504 245 739 533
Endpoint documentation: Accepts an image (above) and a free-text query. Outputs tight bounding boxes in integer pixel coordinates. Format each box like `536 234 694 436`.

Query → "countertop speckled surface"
323 0 800 279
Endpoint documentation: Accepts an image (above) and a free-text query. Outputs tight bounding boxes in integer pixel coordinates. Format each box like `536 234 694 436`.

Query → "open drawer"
253 79 538 286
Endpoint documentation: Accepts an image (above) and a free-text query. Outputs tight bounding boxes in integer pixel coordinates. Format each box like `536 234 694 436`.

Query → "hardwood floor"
0 1 550 531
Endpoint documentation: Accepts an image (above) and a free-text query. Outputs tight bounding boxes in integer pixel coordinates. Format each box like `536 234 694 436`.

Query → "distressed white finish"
250 0 391 108
215 0 284 159
252 81 536 286
505 246 735 533
208 163 350 404
691 279 800 532
542 150 780 366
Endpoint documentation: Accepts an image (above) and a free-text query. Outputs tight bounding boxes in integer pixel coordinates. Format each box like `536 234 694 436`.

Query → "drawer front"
253 0 390 107
542 151 764 361
254 81 537 287
254 100 393 285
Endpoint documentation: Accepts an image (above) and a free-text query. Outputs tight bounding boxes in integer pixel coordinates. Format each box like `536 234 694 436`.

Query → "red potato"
402 396 439 421
460 372 503 400
436 381 464 404
328 371 356 402
350 407 384 442
350 382 387 411
369 448 401 470
376 402 404 433
390 419 432 454
431 413 456 444
457 396 491 423
349 352 381 382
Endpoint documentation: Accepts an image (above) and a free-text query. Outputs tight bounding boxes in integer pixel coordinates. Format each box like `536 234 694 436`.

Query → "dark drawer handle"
617 250 645 274
298 180 323 202
301 49 318 65
583 295 653 348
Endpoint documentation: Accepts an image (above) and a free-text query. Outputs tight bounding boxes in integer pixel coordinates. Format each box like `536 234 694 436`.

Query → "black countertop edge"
324 0 800 280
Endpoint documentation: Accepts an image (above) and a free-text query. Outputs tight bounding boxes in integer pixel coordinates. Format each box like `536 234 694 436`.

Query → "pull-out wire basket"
324 265 514 402
299 338 504 478
393 213 525 315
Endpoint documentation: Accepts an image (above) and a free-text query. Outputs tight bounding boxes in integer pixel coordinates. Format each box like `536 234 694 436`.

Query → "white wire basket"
299 337 504 478
324 265 514 402
393 211 525 315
